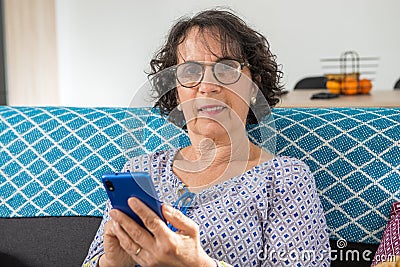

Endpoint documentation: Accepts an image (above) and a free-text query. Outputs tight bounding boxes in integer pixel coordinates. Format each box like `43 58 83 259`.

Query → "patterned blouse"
83 149 330 266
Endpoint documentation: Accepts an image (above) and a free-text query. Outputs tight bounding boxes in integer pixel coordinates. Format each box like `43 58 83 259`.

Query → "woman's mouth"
198 105 226 115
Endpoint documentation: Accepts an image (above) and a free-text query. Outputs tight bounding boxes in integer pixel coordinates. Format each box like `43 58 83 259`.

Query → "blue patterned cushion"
273 108 400 245
1 106 399 245
0 107 131 217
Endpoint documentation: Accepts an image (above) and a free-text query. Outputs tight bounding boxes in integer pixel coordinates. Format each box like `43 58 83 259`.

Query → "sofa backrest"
1 106 399 245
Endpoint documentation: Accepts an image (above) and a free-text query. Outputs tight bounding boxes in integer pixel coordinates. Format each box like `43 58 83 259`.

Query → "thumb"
162 204 199 236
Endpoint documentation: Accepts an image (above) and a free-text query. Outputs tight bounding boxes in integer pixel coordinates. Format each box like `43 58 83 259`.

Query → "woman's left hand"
109 197 216 267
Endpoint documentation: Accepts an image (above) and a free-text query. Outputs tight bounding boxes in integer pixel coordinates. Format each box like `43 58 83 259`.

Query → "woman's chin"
192 119 229 139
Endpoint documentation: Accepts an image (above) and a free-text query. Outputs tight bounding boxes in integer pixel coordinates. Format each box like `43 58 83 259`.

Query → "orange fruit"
342 77 359 95
359 79 372 94
345 88 358 95
327 80 341 94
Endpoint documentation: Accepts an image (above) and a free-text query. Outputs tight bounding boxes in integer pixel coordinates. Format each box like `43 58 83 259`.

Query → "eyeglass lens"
176 59 242 88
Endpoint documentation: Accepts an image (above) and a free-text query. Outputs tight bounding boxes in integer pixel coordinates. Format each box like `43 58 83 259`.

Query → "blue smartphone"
102 172 165 230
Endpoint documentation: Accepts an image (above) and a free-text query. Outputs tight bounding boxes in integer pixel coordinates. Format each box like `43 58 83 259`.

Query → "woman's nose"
198 66 221 94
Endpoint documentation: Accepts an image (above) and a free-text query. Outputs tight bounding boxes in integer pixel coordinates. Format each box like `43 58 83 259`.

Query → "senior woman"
83 9 330 267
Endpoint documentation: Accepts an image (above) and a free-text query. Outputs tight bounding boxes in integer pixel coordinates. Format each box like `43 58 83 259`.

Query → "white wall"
55 0 400 107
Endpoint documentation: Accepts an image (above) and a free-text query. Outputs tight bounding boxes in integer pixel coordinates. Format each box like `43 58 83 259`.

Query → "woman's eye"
183 64 201 75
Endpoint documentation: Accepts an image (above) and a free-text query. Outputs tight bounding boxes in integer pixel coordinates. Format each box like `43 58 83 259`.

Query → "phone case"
102 172 165 230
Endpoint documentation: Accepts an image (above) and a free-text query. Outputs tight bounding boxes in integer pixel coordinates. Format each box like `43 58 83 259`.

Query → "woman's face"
176 28 254 141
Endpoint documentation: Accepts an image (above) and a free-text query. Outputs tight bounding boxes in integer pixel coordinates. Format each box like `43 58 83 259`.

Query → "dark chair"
394 78 400 89
294 76 327 89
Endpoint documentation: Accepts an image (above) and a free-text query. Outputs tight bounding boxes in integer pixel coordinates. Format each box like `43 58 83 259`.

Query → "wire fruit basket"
323 51 373 95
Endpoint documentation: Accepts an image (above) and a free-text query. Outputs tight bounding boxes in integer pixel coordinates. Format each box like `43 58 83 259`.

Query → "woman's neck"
181 132 255 166
173 139 271 190
172 126 273 190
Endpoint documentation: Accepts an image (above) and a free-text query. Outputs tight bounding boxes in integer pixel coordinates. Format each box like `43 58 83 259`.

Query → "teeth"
201 106 224 112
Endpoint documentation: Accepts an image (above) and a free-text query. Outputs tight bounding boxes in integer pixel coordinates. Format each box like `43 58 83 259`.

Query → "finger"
162 203 199 237
104 220 118 239
109 209 153 248
112 220 147 259
128 197 170 236
103 220 128 255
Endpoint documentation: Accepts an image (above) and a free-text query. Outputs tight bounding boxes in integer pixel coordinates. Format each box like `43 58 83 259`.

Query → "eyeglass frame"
174 58 251 88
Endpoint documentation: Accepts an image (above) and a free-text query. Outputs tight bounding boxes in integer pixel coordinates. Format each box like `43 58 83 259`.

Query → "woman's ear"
251 82 259 98
248 87 256 106
249 77 260 105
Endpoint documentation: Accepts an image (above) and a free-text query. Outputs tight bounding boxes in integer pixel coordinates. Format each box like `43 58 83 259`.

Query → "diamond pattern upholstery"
1 106 399 245
273 108 400 244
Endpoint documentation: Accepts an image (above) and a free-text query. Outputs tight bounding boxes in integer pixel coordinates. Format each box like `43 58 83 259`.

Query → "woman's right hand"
99 219 136 267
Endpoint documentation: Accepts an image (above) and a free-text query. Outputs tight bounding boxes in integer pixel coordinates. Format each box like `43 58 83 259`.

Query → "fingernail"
109 209 116 218
129 197 138 206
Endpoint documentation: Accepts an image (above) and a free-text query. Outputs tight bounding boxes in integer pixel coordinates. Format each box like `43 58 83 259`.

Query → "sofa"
1 106 399 267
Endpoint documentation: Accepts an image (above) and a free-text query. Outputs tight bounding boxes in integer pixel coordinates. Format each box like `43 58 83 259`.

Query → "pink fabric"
372 201 400 266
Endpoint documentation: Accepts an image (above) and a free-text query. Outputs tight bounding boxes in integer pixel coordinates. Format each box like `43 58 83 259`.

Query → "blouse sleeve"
261 158 331 266
82 200 112 267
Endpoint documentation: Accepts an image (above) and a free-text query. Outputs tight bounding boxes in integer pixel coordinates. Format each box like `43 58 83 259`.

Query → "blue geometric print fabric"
274 108 400 244
1 106 399 245
1 107 130 217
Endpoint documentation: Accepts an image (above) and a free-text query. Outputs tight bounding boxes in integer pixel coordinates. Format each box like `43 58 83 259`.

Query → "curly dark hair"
149 8 283 125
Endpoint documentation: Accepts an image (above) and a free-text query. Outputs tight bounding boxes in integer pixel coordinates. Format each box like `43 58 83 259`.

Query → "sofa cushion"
0 216 101 267
273 108 400 244
0 252 29 267
0 107 128 217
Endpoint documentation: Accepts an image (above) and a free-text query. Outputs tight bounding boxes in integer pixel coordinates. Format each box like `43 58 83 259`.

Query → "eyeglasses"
175 59 250 88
